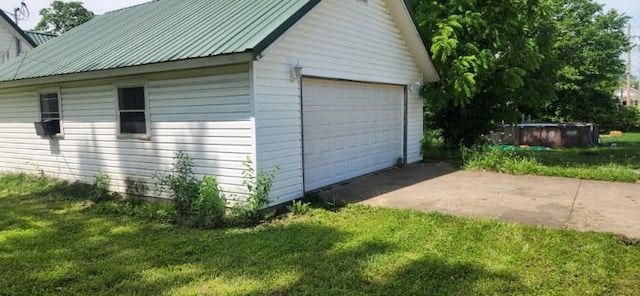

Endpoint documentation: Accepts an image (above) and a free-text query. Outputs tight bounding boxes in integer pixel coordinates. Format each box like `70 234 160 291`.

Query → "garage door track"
319 164 640 238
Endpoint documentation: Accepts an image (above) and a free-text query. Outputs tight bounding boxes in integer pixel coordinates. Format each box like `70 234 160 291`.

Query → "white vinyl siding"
0 22 32 64
0 64 252 197
254 0 424 202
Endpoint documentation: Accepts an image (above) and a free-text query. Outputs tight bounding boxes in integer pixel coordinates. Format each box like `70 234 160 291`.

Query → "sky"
0 0 148 30
600 0 640 77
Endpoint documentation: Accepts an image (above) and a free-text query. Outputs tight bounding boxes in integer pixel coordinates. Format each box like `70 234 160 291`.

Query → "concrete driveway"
319 164 640 238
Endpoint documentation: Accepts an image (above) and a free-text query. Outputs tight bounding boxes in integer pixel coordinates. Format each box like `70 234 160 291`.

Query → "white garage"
0 0 439 205
302 78 405 190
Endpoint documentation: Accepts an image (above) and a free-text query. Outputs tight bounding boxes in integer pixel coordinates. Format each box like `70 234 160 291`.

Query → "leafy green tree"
33 1 95 34
409 0 631 146
409 0 557 147
540 0 629 130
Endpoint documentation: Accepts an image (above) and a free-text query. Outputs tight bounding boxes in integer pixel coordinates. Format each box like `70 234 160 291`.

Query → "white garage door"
302 78 404 191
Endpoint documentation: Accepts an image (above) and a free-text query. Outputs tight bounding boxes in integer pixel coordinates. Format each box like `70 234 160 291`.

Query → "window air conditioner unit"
34 120 60 136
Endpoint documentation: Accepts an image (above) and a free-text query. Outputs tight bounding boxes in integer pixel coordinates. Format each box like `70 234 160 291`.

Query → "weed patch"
460 133 640 182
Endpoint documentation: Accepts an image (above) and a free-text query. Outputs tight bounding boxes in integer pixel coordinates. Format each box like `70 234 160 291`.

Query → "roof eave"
0 51 254 89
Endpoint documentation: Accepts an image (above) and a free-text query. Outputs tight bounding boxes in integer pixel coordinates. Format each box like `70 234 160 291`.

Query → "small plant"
152 204 177 224
92 170 113 202
395 157 404 168
155 151 201 217
231 159 279 225
191 176 226 228
287 200 310 216
155 152 229 227
326 195 347 212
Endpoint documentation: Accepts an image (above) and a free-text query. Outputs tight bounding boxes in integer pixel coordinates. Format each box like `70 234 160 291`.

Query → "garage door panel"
303 78 403 190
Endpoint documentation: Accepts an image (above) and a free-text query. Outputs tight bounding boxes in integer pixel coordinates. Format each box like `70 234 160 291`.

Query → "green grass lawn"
461 132 640 183
1 175 639 295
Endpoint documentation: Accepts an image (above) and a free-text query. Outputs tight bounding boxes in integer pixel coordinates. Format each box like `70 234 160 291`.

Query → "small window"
15 37 21 56
39 93 60 120
117 86 148 135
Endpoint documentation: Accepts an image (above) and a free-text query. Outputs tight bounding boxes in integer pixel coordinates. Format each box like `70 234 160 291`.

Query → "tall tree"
409 0 556 147
540 0 629 130
33 1 95 34
409 0 631 146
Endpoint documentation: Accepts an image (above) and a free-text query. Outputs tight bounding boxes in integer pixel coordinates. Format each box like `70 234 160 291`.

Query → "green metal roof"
24 31 57 46
0 0 320 82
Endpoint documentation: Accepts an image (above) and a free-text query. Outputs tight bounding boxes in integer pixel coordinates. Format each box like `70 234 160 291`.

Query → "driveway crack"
566 179 582 229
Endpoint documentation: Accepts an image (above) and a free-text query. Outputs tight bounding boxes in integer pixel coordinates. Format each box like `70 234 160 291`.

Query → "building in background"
0 10 56 64
614 87 640 107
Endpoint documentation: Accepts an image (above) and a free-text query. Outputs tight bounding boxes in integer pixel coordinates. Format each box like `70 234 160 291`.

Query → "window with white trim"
117 86 148 135
39 93 60 121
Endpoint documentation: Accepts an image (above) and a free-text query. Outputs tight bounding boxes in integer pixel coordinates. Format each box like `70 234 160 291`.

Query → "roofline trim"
0 52 254 89
0 10 37 47
252 0 322 58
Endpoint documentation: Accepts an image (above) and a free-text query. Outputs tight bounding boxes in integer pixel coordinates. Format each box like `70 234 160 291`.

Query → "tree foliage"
410 0 556 147
33 1 95 34
409 0 630 146
538 0 629 131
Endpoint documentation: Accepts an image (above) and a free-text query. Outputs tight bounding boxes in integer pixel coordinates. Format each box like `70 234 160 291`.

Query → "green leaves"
453 72 476 106
431 23 460 64
544 0 629 130
33 1 94 34
409 0 628 146
503 67 526 89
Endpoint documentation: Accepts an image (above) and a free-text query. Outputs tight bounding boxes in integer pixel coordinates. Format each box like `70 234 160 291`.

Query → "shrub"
92 170 114 202
155 152 279 228
230 159 279 225
155 151 201 217
191 176 226 228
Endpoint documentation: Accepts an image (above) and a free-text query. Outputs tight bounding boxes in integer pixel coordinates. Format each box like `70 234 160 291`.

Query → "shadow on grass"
0 191 526 295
